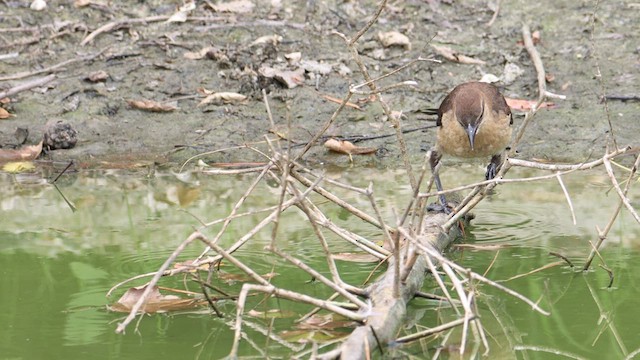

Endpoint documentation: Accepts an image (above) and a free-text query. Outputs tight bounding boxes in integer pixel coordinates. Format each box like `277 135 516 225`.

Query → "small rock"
44 120 78 150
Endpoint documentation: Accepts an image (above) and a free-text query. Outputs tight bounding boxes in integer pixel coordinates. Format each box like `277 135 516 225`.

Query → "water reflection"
0 166 638 359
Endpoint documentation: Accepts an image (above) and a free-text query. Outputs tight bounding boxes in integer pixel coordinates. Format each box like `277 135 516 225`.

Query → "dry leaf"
259 66 305 89
208 0 254 13
431 44 486 65
0 107 13 119
108 284 205 313
284 52 302 64
127 99 177 112
198 92 247 106
250 34 282 46
324 138 377 155
505 97 555 112
85 70 109 82
377 31 411 50
300 60 332 75
167 2 196 23
0 141 43 163
74 0 91 7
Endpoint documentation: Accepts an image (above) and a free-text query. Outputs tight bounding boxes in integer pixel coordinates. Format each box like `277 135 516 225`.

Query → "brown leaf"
324 138 377 155
431 44 486 65
207 0 254 13
505 97 556 112
259 66 305 89
0 107 13 119
198 92 247 107
127 99 177 112
0 141 43 163
85 70 109 82
108 284 205 313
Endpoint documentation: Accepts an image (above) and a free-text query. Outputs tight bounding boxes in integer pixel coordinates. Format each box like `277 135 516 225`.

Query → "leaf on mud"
248 309 296 319
74 0 91 7
377 31 411 50
431 44 486 65
108 284 205 313
207 0 254 13
167 2 196 23
505 97 555 112
259 66 305 89
0 107 14 119
0 141 43 163
127 99 177 112
324 138 377 155
197 91 247 106
2 161 36 173
184 46 215 60
284 52 302 65
250 34 282 47
84 70 109 82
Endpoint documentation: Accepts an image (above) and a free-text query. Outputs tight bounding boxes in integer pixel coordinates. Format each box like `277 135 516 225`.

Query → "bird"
428 81 513 211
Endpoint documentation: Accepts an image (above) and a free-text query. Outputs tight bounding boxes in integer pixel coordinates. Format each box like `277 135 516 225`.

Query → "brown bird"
429 81 513 210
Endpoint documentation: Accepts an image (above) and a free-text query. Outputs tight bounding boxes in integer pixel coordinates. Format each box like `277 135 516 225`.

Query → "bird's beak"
466 123 478 150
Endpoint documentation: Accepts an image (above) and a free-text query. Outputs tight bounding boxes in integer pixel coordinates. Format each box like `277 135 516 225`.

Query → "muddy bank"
1 0 638 169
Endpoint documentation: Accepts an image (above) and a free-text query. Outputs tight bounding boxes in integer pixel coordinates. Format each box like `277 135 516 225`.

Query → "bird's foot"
427 195 452 214
485 162 498 180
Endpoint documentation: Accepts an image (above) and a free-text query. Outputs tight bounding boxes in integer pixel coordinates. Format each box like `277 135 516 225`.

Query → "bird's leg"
429 150 450 213
485 153 502 180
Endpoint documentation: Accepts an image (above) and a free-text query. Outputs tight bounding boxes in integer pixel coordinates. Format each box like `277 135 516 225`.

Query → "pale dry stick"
522 23 566 102
344 38 417 192
585 277 627 354
192 175 325 268
349 57 440 95
603 157 640 224
81 15 169 46
419 149 631 200
196 163 274 260
262 88 276 131
441 263 475 355
115 231 205 333
398 227 550 315
0 74 56 99
236 318 305 352
556 172 577 225
200 166 267 175
395 317 470 344
482 251 500 278
293 89 354 161
179 144 252 172
229 283 365 358
468 286 490 356
269 248 368 309
514 345 586 360
283 186 368 306
584 152 640 270
364 183 399 297
589 0 618 150
424 254 461 316
485 0 501 27
501 261 565 282
0 47 110 82
348 0 388 46
296 292 341 323
350 81 418 96
626 348 640 360
290 170 384 229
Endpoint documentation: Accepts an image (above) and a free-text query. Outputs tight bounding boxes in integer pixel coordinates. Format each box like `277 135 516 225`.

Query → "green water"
0 165 639 360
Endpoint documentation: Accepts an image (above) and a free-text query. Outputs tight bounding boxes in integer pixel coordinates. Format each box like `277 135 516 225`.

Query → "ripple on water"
469 203 561 246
